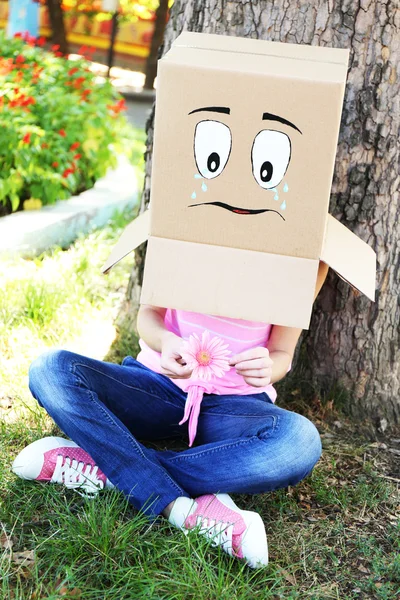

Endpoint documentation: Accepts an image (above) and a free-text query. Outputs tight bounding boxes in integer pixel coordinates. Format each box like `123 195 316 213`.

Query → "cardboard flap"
321 215 376 301
141 237 319 329
172 32 349 66
101 210 150 274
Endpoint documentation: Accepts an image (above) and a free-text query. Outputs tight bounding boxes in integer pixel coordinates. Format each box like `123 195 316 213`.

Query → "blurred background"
0 1 165 403
0 0 171 90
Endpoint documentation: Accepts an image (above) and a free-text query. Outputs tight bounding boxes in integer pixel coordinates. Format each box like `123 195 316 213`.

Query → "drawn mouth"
188 201 285 221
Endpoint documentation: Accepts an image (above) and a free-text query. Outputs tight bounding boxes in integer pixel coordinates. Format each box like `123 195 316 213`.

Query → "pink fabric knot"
179 385 206 447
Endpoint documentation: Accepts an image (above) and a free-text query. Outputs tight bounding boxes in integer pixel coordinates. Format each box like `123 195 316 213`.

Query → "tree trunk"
125 0 400 426
46 0 69 55
144 0 169 90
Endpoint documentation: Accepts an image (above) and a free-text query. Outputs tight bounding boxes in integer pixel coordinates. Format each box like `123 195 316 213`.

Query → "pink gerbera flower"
180 331 231 381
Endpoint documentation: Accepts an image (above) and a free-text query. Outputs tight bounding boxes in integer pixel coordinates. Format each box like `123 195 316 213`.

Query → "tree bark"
144 0 169 90
46 0 69 55
126 0 400 426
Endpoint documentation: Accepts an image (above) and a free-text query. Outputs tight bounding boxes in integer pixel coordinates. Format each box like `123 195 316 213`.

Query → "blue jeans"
28 350 322 520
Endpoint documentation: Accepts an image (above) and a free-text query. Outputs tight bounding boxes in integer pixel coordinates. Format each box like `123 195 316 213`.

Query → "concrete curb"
0 155 138 258
120 88 155 103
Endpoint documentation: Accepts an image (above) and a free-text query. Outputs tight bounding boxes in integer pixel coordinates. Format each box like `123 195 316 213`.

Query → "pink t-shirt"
136 309 277 402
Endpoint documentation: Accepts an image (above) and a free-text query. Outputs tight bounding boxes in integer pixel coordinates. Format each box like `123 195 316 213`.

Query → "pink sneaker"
12 437 114 498
168 493 268 568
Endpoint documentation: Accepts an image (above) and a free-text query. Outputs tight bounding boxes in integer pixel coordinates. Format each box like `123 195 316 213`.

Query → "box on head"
102 32 376 329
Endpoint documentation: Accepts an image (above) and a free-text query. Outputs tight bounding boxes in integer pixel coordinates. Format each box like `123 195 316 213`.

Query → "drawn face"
150 65 339 260
189 106 300 220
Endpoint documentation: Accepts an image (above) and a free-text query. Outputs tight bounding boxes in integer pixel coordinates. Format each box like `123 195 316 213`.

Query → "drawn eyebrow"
189 106 231 115
262 112 302 134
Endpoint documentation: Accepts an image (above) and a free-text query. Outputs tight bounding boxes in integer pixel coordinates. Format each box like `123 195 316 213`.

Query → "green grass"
1 428 398 599
0 207 136 413
0 209 399 599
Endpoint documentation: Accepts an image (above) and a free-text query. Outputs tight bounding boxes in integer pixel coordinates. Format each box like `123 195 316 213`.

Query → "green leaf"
10 193 19 212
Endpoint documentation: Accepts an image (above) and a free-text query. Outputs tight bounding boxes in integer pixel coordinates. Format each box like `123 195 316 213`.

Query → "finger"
243 376 271 388
161 357 192 376
164 373 192 379
236 368 271 378
160 367 192 379
229 347 269 366
234 358 273 371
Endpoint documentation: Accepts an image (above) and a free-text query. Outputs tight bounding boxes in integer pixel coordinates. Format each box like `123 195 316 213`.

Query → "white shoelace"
194 515 235 556
51 454 104 498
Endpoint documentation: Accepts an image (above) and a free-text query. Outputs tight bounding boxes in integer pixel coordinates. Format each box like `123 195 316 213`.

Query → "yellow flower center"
196 350 211 366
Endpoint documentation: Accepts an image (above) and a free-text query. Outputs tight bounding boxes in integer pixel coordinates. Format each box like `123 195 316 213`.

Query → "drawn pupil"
207 152 220 173
260 161 273 183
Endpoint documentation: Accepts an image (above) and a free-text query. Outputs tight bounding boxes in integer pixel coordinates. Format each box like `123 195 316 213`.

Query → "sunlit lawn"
0 205 399 599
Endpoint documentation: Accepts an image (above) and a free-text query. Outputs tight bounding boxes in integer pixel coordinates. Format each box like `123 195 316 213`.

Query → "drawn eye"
251 130 291 189
194 120 232 179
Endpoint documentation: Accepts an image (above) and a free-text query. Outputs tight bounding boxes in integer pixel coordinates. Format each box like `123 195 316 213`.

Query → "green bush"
0 32 137 213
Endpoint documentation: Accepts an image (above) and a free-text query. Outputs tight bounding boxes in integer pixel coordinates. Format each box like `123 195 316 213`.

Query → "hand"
160 332 193 379
229 347 273 388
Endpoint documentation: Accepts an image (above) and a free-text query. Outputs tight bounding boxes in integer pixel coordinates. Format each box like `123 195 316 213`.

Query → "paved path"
0 157 138 257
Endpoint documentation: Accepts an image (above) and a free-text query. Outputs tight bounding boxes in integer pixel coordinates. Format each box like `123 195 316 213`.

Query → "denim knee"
29 349 74 407
288 412 322 477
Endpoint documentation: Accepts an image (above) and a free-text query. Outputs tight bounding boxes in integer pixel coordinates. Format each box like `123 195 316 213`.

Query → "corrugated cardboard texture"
141 237 319 329
173 32 349 67
150 33 349 261
321 215 376 301
165 45 348 84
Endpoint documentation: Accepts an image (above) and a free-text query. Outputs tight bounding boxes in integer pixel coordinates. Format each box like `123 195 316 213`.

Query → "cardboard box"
103 32 376 329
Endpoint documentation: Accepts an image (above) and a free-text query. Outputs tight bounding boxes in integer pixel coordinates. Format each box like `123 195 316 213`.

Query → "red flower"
81 89 92 100
13 33 23 39
78 45 87 55
62 162 76 178
58 129 66 137
52 44 60 52
21 32 37 46
22 96 35 107
52 161 59 168
73 153 82 160
109 98 127 114
55 51 63 58
41 142 49 149
73 76 86 89
70 142 80 151
15 55 25 65
22 132 31 144
37 37 46 47
68 67 79 76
